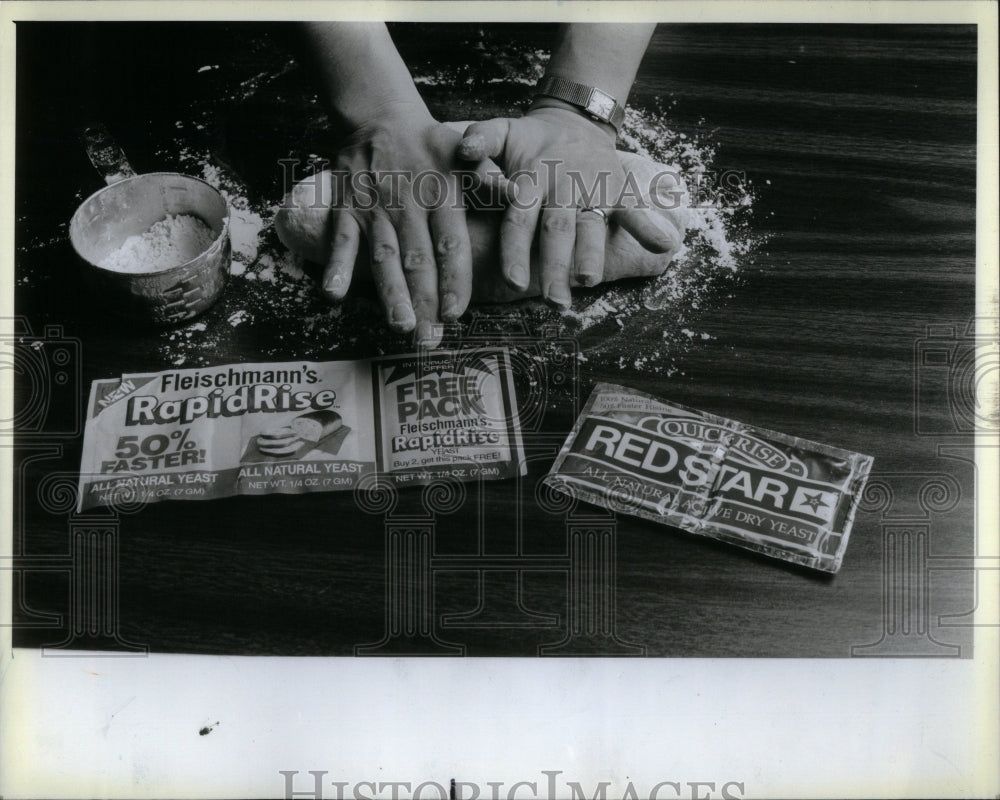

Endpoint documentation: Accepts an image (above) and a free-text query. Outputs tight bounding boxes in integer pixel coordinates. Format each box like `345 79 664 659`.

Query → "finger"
396 210 443 349
632 247 674 278
321 211 361 301
538 205 577 310
574 209 608 288
366 214 416 334
611 207 682 254
457 118 510 162
499 180 542 293
471 156 518 207
430 178 473 323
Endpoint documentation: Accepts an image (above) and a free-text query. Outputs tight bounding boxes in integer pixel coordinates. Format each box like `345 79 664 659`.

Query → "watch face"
586 89 616 120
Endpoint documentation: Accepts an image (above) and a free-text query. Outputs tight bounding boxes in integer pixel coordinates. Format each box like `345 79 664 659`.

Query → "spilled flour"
561 103 762 372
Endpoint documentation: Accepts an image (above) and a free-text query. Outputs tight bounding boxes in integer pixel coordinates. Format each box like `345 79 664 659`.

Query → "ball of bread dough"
274 126 687 304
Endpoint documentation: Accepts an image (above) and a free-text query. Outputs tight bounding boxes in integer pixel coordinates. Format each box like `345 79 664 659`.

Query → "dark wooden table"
12 23 980 657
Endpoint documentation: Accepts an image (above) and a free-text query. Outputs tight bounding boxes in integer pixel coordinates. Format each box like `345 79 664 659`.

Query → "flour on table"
199 163 263 263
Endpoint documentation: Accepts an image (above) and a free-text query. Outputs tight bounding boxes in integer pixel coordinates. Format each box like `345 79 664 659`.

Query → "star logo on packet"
789 486 839 523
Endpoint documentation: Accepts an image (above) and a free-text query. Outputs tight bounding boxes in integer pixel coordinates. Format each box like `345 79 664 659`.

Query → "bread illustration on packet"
241 410 350 462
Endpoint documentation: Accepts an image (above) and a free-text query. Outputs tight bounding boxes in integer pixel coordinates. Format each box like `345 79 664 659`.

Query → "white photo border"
1 2 997 798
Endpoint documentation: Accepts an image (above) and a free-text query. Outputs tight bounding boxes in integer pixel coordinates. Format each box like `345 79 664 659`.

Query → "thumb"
457 118 511 162
473 156 519 205
611 207 683 255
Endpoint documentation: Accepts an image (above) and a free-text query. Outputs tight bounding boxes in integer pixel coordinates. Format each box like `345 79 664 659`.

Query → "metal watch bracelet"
533 75 626 133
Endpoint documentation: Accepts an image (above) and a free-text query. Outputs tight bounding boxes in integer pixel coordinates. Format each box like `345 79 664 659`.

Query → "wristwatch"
534 76 626 133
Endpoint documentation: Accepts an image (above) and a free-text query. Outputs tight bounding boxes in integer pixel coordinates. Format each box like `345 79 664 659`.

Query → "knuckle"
371 242 397 266
403 249 432 273
420 182 443 207
435 234 461 256
543 214 573 234
503 208 535 231
333 230 354 246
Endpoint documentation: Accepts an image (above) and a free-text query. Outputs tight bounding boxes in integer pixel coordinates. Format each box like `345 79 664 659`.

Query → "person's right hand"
320 102 482 348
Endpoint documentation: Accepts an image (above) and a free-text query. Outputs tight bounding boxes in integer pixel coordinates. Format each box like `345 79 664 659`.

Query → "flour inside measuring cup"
99 213 217 273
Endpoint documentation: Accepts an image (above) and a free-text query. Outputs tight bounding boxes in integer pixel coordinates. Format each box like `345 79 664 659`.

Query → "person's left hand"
456 106 683 309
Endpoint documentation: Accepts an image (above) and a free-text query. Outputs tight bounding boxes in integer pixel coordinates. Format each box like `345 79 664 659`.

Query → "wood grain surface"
12 23 980 656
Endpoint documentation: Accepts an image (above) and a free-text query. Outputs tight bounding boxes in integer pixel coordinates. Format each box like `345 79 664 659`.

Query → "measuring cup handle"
82 123 136 185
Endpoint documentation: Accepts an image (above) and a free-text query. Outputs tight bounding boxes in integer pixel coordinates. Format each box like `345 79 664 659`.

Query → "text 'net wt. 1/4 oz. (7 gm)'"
77 349 525 511
544 383 874 573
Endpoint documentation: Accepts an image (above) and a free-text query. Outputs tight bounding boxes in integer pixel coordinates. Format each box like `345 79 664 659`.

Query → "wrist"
303 22 434 138
338 98 434 138
525 99 618 144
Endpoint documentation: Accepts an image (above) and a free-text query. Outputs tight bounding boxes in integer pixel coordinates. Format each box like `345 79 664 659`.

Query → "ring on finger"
579 206 609 225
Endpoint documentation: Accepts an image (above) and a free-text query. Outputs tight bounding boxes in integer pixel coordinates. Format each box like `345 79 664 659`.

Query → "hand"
275 148 687 306
457 106 683 309
321 103 478 348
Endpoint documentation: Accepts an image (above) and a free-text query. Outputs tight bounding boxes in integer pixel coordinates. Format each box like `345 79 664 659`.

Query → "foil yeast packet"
78 349 524 511
545 383 874 573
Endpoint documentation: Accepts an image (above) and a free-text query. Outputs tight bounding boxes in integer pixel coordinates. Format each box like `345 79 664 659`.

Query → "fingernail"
508 264 529 290
324 273 345 297
576 266 599 287
544 282 572 310
458 134 484 159
651 227 677 254
390 303 415 329
413 319 439 348
440 291 461 321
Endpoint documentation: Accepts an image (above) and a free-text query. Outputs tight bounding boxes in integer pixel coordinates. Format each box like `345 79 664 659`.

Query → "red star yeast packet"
544 383 874 573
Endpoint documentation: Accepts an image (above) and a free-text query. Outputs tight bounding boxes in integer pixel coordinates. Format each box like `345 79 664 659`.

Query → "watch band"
534 76 626 132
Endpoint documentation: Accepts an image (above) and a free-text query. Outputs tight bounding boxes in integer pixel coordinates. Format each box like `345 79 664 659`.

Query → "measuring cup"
68 125 231 325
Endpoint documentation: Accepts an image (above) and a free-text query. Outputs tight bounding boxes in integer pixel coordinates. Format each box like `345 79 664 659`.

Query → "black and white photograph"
2 1 998 798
